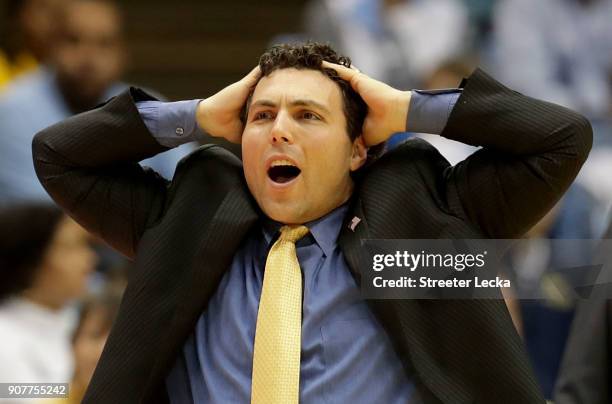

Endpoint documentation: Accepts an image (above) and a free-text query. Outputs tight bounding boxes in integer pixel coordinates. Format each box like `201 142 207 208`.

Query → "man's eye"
254 111 273 120
301 111 320 120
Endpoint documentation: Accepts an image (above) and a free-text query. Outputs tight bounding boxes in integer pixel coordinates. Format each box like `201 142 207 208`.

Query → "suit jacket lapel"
339 197 473 404
143 187 259 401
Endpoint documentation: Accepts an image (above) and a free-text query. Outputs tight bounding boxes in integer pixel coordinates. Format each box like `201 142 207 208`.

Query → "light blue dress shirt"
137 89 460 403
0 68 194 206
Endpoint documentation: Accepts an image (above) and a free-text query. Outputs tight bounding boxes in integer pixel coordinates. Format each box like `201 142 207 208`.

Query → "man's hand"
196 66 261 144
322 61 411 146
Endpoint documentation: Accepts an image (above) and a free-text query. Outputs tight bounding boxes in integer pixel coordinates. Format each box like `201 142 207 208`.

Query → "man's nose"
269 112 294 144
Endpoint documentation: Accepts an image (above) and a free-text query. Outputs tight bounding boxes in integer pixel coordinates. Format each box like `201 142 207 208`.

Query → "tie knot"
279 225 309 243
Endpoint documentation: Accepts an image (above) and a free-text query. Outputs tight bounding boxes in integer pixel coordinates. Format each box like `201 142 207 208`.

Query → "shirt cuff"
136 99 204 147
406 89 462 135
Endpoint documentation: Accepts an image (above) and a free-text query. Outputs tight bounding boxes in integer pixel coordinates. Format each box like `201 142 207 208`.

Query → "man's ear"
350 136 368 172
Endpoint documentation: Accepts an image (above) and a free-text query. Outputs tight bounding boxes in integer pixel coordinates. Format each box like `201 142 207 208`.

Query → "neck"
56 76 102 114
337 177 355 208
21 290 65 311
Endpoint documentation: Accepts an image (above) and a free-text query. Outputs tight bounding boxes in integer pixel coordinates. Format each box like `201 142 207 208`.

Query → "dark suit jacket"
554 223 612 404
32 69 591 403
554 295 612 404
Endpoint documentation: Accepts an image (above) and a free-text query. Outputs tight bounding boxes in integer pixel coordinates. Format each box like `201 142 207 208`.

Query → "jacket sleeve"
441 69 593 238
32 88 171 259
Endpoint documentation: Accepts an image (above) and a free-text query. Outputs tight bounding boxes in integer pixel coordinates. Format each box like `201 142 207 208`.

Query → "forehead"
252 68 343 110
63 1 121 36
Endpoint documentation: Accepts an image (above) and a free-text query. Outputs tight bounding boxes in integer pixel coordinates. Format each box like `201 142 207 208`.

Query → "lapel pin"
349 216 361 232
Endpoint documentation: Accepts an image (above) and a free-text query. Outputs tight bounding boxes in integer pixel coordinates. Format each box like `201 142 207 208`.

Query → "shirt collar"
261 204 349 257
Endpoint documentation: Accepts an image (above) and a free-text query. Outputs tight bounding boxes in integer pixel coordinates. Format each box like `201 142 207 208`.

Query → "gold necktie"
251 225 309 404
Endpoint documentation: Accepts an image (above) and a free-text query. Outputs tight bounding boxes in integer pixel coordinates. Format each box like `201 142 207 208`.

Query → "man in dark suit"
554 222 612 404
32 42 591 403
554 291 612 404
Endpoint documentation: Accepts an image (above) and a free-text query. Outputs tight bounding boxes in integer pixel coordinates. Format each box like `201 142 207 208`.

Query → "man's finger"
322 61 357 81
321 61 366 93
241 65 261 87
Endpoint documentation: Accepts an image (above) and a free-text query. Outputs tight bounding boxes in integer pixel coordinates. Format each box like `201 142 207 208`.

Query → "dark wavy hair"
0 204 64 301
242 42 368 142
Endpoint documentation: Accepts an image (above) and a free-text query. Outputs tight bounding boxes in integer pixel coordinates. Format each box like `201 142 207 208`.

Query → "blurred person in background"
554 219 612 404
50 289 122 403
0 0 194 206
493 0 612 237
462 0 499 49
493 0 612 118
0 204 96 404
503 183 597 400
555 297 612 403
0 0 69 88
304 0 470 89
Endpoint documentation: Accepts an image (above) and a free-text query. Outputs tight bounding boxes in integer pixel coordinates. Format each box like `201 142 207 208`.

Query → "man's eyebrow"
291 99 331 114
250 99 331 114
250 99 277 109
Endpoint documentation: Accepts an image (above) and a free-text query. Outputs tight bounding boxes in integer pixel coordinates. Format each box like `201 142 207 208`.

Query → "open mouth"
267 160 301 184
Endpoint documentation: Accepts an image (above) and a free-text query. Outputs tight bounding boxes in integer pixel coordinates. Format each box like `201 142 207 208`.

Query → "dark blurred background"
0 0 307 100
113 0 307 100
